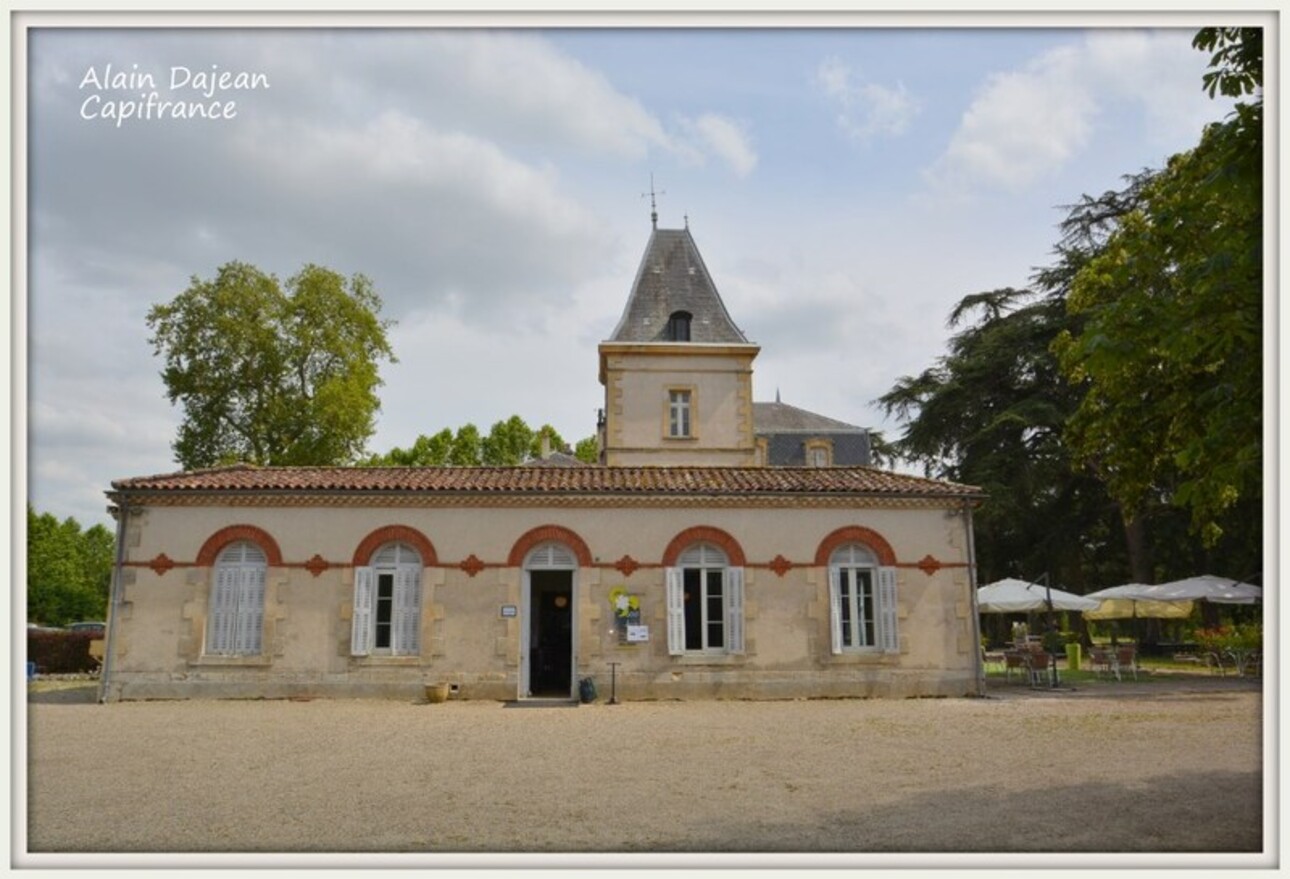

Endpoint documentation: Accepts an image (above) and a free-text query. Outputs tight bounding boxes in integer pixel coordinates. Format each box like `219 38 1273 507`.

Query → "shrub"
1193 624 1261 655
27 629 100 674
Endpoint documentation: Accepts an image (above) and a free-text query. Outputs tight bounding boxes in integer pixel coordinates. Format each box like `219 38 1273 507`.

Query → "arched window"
524 541 578 570
667 310 692 342
828 544 898 654
352 542 423 656
207 541 266 656
666 542 744 655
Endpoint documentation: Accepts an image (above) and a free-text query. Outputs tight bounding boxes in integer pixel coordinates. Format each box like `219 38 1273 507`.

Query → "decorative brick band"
195 524 284 567
351 525 439 567
814 526 897 568
661 526 747 567
506 525 594 568
767 554 793 577
149 553 176 576
898 556 969 576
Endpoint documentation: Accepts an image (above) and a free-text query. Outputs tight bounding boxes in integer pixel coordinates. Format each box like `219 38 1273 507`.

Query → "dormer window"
667 310 692 342
805 438 833 468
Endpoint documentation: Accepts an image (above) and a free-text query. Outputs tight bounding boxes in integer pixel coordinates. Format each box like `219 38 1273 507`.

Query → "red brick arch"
662 526 746 567
196 525 284 567
814 526 897 567
351 525 438 567
507 525 593 568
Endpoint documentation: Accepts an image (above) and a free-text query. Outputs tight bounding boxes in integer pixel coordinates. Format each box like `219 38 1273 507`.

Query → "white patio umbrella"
1152 574 1261 604
976 578 1100 613
1082 583 1194 620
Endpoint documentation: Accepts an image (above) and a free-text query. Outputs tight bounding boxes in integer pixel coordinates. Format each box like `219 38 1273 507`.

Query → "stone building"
99 221 985 702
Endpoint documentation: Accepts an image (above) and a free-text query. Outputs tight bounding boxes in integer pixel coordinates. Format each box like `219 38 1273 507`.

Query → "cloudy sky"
22 15 1240 529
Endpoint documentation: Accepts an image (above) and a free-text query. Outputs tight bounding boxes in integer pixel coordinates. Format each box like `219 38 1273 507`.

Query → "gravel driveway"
22 675 1265 864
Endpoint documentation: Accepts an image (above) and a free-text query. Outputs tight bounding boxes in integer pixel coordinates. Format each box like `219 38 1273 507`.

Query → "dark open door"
528 570 572 696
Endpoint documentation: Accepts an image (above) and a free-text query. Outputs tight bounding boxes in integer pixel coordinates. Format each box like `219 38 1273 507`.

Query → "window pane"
859 570 875 646
683 568 703 650
840 568 853 647
669 391 691 437
706 569 724 649
376 573 394 649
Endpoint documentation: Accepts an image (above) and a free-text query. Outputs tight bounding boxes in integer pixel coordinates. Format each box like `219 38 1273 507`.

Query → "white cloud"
926 44 1095 192
815 56 919 143
925 30 1220 193
677 113 758 177
1082 29 1231 144
418 32 674 159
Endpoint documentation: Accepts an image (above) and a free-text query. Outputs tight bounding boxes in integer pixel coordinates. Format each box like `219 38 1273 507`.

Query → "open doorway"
526 570 573 697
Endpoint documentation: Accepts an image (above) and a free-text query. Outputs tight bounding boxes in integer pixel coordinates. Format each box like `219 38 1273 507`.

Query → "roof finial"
642 173 665 229
776 387 781 403
684 212 689 230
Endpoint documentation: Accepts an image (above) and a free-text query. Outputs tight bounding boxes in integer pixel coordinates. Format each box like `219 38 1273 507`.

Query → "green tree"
147 261 396 469
448 424 483 466
366 418 581 466
482 415 535 465
27 506 112 626
573 436 599 464
877 288 1128 591
363 429 455 466
1053 28 1262 545
530 424 568 459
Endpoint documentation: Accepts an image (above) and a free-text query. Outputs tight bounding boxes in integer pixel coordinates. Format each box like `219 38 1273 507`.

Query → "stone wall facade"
101 498 981 702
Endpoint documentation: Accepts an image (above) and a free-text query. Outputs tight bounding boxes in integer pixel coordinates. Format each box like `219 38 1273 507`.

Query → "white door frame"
519 544 579 700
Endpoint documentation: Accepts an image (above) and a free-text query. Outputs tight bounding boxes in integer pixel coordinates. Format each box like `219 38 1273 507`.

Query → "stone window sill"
823 651 899 666
352 655 423 667
190 655 273 668
671 653 748 666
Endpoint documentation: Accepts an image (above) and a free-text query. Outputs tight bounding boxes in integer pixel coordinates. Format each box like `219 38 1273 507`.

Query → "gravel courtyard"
24 676 1264 861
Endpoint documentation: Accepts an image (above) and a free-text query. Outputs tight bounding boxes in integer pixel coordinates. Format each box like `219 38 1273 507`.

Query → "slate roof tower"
598 224 760 466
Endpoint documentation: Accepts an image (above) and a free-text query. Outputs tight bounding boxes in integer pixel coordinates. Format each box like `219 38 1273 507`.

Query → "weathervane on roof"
642 173 665 229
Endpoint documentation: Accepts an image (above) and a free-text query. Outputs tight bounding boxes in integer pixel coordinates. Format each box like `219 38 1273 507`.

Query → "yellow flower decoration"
608 586 640 618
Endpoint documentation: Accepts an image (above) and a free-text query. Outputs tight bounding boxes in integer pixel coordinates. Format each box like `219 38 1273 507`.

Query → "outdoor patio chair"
1089 647 1118 681
1003 651 1028 682
1114 646 1139 681
1024 651 1051 687
982 648 1006 674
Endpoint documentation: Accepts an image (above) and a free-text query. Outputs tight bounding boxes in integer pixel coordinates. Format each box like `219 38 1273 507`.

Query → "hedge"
27 629 101 674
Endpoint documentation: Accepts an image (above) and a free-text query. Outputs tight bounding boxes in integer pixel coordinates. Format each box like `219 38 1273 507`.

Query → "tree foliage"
364 416 574 466
147 262 396 470
573 435 600 464
1053 27 1262 545
877 288 1127 589
28 505 114 626
877 27 1262 590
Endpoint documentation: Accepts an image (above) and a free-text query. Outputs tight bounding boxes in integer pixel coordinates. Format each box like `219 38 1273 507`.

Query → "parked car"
67 621 106 636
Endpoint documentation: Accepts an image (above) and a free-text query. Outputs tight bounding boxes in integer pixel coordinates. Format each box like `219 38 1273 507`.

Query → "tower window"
667 311 692 342
669 390 692 438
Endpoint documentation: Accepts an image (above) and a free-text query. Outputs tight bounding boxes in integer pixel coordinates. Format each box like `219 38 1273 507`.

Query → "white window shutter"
237 565 265 655
828 566 843 654
351 567 374 656
666 567 685 656
208 564 238 654
394 564 421 654
726 567 745 654
877 567 899 653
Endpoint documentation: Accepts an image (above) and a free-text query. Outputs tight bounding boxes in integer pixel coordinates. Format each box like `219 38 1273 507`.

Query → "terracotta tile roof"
110 463 983 499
